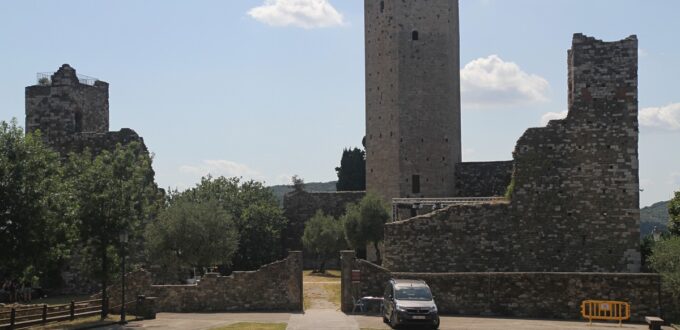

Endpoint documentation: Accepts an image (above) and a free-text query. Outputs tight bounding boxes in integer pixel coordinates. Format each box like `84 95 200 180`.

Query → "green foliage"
291 175 305 192
335 147 366 191
504 176 516 199
670 190 680 236
302 211 347 272
0 119 74 283
168 176 287 270
640 235 656 272
650 237 680 300
38 77 50 86
342 193 390 263
66 142 161 282
145 199 239 273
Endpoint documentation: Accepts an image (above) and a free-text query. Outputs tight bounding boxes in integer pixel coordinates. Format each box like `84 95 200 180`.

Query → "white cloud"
248 0 344 29
179 160 266 182
461 55 549 108
640 103 680 131
540 110 568 126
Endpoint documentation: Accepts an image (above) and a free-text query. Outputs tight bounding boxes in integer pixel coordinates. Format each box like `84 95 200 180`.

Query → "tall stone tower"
364 0 462 202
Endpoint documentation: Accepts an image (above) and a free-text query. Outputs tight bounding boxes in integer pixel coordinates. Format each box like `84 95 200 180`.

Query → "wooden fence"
0 298 104 329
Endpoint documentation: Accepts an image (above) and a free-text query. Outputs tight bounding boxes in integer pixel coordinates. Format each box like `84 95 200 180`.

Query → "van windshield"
394 286 432 301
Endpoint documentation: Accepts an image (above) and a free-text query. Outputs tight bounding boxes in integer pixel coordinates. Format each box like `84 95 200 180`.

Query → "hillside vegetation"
640 200 670 239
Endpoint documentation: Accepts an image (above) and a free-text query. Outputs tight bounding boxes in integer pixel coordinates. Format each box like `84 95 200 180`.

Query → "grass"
323 283 341 307
303 292 312 310
210 322 287 330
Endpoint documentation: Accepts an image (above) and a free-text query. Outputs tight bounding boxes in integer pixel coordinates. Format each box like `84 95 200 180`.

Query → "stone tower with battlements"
364 0 462 202
25 64 147 157
26 64 109 141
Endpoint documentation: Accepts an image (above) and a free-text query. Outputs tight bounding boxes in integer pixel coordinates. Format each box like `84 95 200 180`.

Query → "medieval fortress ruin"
21 0 668 321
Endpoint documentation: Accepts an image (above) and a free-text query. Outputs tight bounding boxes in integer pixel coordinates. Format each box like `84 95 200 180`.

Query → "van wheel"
431 316 440 329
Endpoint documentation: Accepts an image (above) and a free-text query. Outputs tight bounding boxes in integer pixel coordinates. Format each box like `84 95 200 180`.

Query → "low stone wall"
454 161 513 197
341 252 664 322
106 252 303 313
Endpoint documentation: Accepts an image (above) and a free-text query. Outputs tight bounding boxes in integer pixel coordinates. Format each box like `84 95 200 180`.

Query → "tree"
145 199 239 280
302 211 347 273
650 236 680 320
335 147 366 191
0 119 75 286
342 193 390 263
66 141 161 309
292 175 305 192
669 190 680 236
172 176 288 270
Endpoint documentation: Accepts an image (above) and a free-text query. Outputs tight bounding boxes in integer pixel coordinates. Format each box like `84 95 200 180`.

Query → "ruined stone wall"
25 64 147 157
106 252 303 313
342 255 662 322
365 0 461 202
384 202 514 272
454 161 513 197
510 34 640 272
282 191 365 251
383 34 641 273
26 64 109 140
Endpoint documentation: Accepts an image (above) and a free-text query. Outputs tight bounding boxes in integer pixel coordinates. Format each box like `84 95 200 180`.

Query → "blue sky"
1 0 678 207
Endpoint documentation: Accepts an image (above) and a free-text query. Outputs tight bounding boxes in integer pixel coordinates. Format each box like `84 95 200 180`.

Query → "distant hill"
268 181 337 206
640 200 670 239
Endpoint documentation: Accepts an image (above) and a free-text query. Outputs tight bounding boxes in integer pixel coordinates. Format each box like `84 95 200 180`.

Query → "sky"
1 0 679 207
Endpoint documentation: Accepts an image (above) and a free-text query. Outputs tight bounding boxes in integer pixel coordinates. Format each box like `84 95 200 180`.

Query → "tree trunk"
101 245 108 319
319 259 327 274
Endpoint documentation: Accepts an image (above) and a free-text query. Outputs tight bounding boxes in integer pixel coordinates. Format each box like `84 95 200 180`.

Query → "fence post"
9 307 16 329
70 301 75 321
42 304 47 324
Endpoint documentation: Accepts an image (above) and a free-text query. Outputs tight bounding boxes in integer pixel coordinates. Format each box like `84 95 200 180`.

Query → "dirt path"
286 271 358 329
302 270 341 310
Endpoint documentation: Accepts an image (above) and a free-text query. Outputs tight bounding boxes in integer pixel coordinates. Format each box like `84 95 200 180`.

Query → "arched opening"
412 30 419 41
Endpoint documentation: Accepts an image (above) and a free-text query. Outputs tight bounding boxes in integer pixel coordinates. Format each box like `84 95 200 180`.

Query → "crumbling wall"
26 64 109 140
383 34 641 273
454 161 513 197
106 252 303 313
510 34 640 272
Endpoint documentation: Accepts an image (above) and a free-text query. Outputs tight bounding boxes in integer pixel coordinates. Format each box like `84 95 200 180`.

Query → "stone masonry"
383 34 641 273
454 161 513 197
341 252 662 322
25 64 148 156
105 252 303 313
365 0 462 202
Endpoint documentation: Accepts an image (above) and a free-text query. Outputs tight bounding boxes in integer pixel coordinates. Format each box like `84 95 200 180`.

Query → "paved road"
287 309 358 330
97 313 673 330
354 315 670 330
